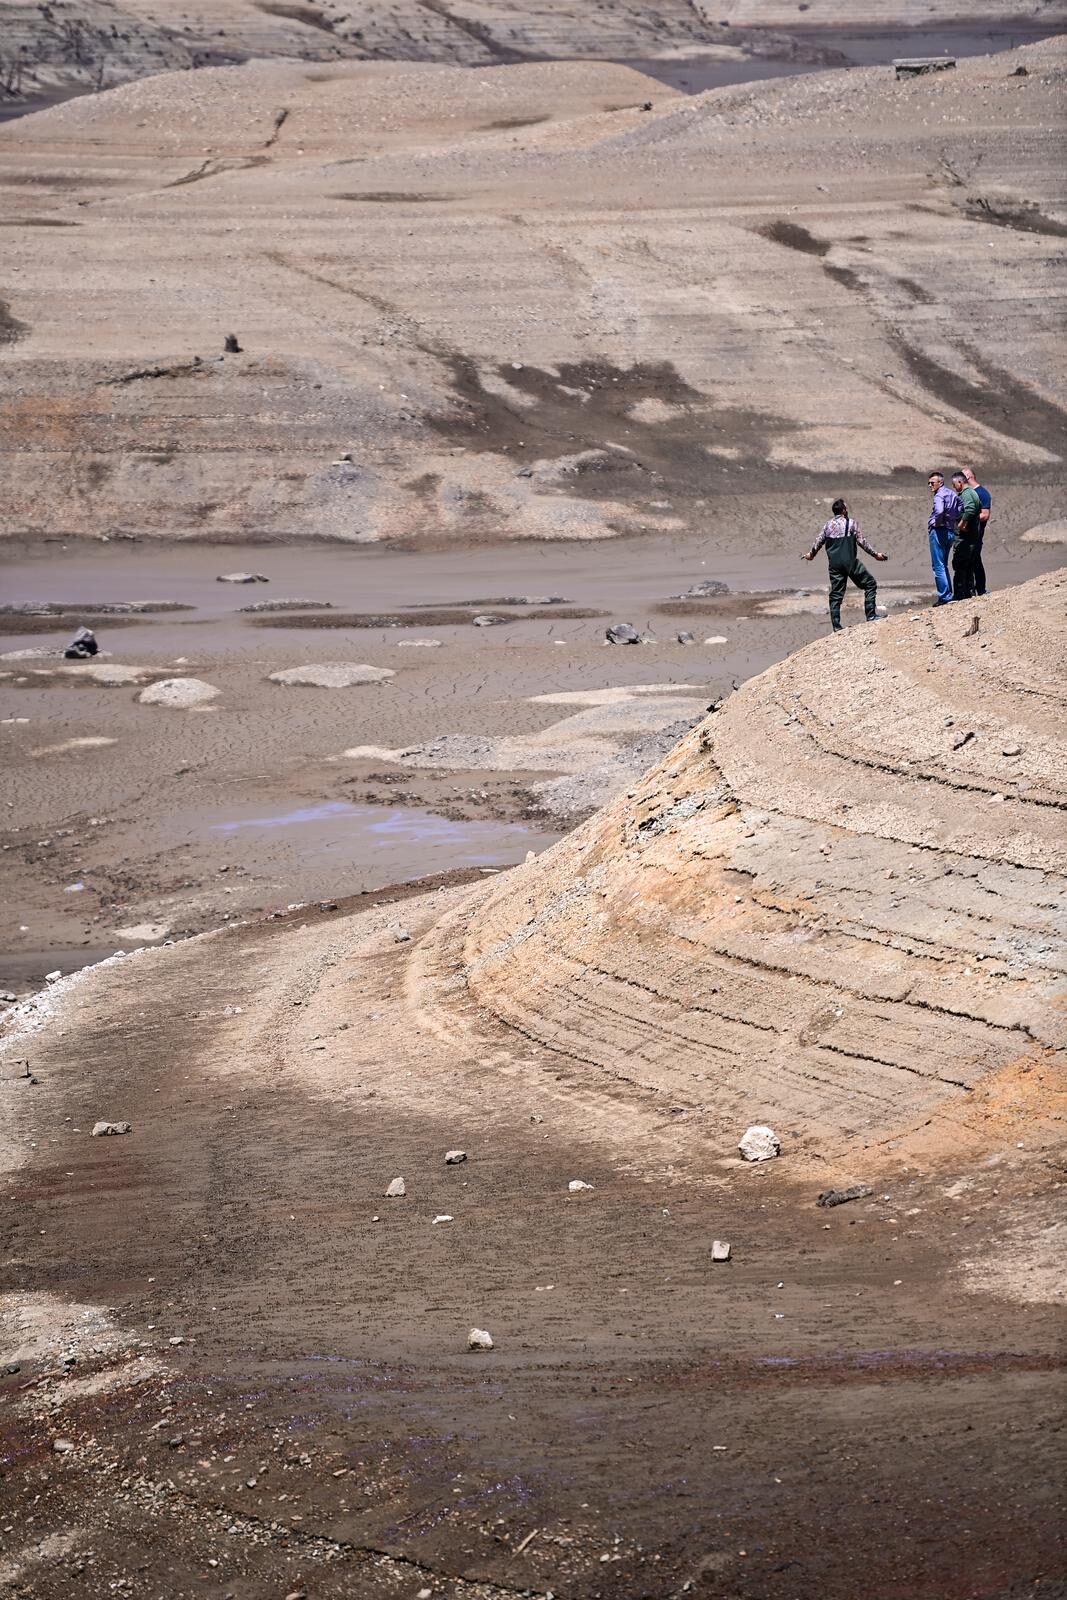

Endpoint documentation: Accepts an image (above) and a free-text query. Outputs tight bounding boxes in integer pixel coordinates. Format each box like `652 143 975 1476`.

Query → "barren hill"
2 572 1064 1598
1 35 1065 546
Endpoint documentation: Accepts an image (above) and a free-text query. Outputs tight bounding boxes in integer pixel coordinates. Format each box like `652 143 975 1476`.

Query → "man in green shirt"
951 470 982 601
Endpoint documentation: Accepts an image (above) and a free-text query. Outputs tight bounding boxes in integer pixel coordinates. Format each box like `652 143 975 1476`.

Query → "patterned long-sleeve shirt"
807 515 880 560
929 485 961 533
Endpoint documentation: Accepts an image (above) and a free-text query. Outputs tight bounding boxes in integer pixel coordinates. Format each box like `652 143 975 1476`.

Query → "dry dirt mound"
434 572 1067 1170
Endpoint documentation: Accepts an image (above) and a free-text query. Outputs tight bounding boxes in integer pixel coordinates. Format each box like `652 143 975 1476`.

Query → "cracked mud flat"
2 576 1065 1599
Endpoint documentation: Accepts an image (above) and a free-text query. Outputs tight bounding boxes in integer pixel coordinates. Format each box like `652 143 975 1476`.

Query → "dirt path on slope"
2 895 1063 1599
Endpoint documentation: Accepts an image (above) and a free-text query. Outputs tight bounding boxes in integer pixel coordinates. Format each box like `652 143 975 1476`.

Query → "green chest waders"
825 519 878 631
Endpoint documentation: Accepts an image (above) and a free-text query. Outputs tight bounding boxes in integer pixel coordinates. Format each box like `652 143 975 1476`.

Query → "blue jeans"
929 525 954 602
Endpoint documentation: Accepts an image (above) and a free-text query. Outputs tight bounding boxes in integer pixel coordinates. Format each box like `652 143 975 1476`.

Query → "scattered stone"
568 1179 595 1192
394 928 412 943
217 572 268 584
676 578 729 599
52 1438 75 1454
738 1125 780 1162
472 614 505 627
817 1183 872 1208
711 1240 732 1261
397 638 442 648
385 1177 406 1198
64 626 98 660
1002 744 1022 757
605 623 640 645
444 1150 467 1165
45 970 62 984
168 1335 185 1346
223 332 242 353
238 599 333 613
269 663 395 688
703 635 729 645
467 1327 494 1351
2 1362 21 1375
676 630 695 645
432 1214 453 1225
138 677 220 709
91 1121 131 1137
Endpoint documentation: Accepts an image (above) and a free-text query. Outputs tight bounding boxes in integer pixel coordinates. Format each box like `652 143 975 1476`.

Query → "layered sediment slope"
445 572 1067 1169
2 577 1064 1597
1 37 1064 544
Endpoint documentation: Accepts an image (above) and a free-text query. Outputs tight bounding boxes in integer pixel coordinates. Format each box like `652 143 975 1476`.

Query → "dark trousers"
952 535 981 602
973 527 986 595
829 560 877 631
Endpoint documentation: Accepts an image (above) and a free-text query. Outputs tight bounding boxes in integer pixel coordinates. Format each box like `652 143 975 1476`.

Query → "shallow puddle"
207 797 539 865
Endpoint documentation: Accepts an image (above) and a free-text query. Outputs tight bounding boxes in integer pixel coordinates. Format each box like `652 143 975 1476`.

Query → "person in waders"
802 498 888 631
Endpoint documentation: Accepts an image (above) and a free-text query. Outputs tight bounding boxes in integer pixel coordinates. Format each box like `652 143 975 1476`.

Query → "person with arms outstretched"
803 498 888 632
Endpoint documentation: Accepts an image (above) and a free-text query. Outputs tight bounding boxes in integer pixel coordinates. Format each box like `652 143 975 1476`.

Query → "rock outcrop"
443 574 1067 1167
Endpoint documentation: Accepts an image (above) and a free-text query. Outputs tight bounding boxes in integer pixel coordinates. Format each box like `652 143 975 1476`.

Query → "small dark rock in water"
816 1183 872 1208
223 332 242 353
675 579 729 599
64 627 98 659
605 623 641 645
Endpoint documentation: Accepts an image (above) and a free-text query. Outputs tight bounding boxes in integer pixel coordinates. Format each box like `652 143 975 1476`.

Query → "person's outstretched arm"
854 523 889 562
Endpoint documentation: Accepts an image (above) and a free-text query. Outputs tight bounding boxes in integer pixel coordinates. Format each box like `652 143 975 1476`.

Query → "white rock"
217 572 268 583
444 1149 467 1165
397 639 442 649
385 1177 406 1198
45 969 62 983
138 677 219 709
467 1327 494 1351
738 1125 781 1162
711 1240 732 1261
432 1214 453 1225
703 635 729 645
568 1179 595 1192
269 663 394 688
91 1120 131 1137
168 1335 184 1346
52 1438 75 1454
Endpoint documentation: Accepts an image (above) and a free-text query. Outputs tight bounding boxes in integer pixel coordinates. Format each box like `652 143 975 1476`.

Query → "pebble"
385 1177 406 1198
444 1149 467 1164
91 1120 131 1137
432 1214 453 1225
711 1240 731 1261
467 1327 494 1351
738 1125 780 1162
568 1179 595 1192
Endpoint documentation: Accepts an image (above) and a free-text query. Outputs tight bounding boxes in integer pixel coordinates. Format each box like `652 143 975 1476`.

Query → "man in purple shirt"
927 470 960 604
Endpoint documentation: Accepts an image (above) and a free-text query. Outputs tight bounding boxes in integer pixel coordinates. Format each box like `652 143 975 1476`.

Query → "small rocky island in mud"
1 8 1065 1597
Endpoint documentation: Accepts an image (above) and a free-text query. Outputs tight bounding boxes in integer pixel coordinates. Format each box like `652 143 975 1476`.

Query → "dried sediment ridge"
440 573 1067 1169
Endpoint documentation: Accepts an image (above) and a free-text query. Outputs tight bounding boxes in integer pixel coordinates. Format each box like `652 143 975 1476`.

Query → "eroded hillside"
0 37 1064 545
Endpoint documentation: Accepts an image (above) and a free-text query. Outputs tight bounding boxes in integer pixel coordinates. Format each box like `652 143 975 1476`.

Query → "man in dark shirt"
803 497 888 631
961 464 991 595
951 471 982 601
